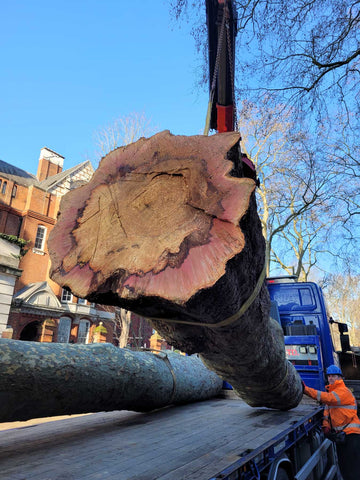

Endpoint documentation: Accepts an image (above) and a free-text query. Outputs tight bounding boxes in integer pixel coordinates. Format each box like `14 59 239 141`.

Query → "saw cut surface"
49 131 255 304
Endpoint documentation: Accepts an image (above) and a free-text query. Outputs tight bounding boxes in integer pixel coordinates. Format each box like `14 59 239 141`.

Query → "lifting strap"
145 251 268 329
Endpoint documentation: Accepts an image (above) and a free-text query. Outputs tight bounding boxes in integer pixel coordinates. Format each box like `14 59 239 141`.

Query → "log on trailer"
0 339 222 422
49 131 302 410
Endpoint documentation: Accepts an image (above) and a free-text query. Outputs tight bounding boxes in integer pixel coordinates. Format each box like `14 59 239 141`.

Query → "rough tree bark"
0 339 222 422
49 131 302 410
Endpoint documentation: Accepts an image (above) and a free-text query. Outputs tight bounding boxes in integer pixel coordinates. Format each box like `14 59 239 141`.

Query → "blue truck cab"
267 277 337 390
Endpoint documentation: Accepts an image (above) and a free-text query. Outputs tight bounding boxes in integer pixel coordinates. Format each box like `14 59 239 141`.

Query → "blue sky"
1 0 208 173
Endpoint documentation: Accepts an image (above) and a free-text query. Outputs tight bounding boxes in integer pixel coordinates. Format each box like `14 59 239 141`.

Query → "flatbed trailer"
0 396 339 480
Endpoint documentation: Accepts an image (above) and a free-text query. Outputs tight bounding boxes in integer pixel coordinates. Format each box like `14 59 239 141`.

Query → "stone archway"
19 321 41 341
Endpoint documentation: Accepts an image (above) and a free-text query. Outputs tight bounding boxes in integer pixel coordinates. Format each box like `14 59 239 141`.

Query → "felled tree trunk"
0 339 222 422
49 131 302 410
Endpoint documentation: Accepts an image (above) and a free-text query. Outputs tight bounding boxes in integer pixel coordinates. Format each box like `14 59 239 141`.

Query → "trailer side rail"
208 406 338 480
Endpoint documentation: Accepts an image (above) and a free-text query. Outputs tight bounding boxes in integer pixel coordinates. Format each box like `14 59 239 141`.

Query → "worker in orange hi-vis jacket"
303 364 360 480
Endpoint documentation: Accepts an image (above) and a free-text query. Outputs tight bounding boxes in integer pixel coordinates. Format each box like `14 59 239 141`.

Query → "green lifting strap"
146 256 267 329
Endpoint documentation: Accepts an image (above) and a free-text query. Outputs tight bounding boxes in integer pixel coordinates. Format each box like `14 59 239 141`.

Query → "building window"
11 184 17 198
77 298 87 305
77 320 90 344
1 181 7 195
58 317 72 343
61 288 73 303
34 225 47 250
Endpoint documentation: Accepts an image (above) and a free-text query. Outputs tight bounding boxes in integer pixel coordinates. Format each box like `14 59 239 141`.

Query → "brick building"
0 237 22 336
0 147 117 343
125 313 153 349
0 147 154 348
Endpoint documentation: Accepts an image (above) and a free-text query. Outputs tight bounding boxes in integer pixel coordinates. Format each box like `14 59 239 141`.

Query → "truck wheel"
267 455 292 480
271 468 290 480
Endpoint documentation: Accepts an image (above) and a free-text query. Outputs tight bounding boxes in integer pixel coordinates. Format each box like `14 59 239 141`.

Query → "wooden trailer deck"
0 397 320 480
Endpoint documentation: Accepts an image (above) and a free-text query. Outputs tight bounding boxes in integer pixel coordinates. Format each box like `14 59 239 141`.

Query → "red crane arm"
205 0 256 178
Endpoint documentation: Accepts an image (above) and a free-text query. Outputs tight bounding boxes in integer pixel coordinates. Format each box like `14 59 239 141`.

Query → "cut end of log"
49 131 255 305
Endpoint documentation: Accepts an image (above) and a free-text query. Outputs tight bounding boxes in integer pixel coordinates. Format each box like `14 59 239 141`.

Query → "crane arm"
205 0 256 179
205 0 237 133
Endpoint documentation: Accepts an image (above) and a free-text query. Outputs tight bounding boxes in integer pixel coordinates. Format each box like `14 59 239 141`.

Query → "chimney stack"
37 147 64 181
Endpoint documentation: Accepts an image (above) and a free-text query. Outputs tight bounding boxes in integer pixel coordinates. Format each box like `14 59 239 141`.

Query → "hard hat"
326 365 343 376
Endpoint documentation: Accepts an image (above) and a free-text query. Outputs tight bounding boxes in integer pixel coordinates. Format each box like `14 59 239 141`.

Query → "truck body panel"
268 281 337 391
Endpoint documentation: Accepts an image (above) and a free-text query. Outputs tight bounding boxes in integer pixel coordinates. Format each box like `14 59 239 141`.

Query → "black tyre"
273 468 291 480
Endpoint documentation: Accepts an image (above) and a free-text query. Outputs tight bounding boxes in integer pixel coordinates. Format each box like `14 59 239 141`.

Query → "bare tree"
324 273 360 346
236 1 359 114
331 123 360 220
239 98 342 277
98 306 132 348
94 111 156 162
171 0 360 120
128 316 148 350
110 308 151 349
116 308 132 348
271 202 328 281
